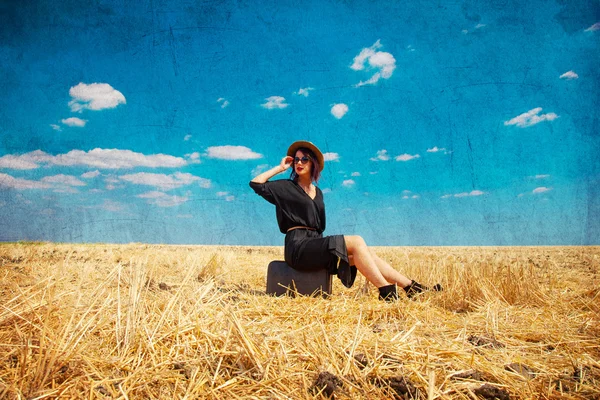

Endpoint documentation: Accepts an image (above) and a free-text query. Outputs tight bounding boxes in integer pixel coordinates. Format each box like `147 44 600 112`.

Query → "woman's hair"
290 147 321 183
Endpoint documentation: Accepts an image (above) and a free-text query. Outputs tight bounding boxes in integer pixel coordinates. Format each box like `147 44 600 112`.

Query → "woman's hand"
280 156 293 171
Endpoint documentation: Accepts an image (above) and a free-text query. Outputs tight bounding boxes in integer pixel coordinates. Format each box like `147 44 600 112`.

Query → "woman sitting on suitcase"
249 140 441 301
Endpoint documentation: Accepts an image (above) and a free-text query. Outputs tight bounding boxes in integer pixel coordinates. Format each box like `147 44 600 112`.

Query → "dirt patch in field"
450 370 487 382
371 375 420 399
468 334 505 349
473 383 510 400
311 371 342 398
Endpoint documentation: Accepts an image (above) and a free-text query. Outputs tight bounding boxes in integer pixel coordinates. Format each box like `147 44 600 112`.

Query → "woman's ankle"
378 284 398 302
404 281 443 299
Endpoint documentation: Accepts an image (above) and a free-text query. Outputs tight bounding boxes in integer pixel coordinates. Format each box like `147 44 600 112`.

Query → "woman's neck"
297 176 312 187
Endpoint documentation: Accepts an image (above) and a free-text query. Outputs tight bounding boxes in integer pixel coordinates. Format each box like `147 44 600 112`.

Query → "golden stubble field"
0 243 599 399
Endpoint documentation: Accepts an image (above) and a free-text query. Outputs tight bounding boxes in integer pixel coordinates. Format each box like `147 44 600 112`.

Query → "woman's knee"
345 235 367 252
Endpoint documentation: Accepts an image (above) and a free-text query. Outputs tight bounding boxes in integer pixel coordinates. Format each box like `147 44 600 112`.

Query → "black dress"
249 179 357 288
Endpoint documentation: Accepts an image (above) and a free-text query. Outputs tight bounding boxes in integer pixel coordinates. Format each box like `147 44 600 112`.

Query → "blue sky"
0 0 598 245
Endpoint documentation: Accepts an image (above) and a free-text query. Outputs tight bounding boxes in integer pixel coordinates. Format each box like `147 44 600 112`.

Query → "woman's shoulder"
249 179 295 191
250 178 293 185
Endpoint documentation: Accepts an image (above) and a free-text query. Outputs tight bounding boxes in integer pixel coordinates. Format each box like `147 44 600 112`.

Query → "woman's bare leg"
348 250 412 288
344 235 389 288
347 237 441 299
370 250 412 288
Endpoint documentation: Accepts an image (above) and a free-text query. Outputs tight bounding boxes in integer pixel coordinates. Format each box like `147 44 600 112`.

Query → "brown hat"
287 140 325 172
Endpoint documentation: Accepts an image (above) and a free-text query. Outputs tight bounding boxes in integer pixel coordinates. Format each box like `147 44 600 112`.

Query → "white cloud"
186 152 201 163
177 214 193 219
295 87 314 97
261 96 289 109
251 164 270 176
136 191 165 199
585 22 600 32
50 124 62 131
102 200 124 212
559 71 578 80
402 194 420 200
68 82 126 112
342 179 355 187
406 45 415 52
331 103 349 119
217 98 229 108
120 172 210 190
184 134 192 141
199 177 213 189
0 173 51 190
323 152 340 162
427 146 446 153
370 149 390 161
322 188 332 194
533 186 551 194
216 190 234 200
206 145 263 160
351 172 361 177
61 117 87 127
369 171 378 175
463 23 486 34
504 107 559 128
53 186 79 194
395 153 420 162
137 191 189 207
441 190 485 198
81 170 100 179
535 174 550 179
351 40 396 87
41 174 86 186
0 149 187 170
0 154 41 170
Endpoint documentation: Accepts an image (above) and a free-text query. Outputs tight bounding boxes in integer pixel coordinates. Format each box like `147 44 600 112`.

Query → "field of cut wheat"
0 243 599 399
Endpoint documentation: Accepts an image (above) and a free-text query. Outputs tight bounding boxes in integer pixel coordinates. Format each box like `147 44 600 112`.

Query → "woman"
249 140 441 301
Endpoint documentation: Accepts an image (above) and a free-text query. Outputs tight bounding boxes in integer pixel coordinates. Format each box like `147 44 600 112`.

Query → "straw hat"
287 140 325 172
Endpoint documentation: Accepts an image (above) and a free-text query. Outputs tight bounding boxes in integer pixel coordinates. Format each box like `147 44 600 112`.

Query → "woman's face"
294 150 313 179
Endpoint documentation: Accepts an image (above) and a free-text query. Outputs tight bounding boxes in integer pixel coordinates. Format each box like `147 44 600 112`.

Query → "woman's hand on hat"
280 156 293 172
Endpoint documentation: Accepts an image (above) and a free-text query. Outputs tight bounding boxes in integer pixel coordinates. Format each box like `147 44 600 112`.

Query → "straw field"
0 243 598 399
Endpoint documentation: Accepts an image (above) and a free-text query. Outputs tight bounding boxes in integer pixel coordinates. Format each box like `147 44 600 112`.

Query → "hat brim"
287 141 325 172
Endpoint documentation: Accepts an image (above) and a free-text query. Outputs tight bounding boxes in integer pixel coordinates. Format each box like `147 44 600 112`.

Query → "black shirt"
249 179 326 234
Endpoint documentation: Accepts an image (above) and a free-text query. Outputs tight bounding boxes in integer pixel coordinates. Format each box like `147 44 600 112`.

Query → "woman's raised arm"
250 156 293 184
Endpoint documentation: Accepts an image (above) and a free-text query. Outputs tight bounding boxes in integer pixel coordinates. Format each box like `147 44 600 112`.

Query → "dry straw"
0 243 599 399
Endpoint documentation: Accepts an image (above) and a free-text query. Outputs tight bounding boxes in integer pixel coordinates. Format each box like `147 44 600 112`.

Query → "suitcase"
266 261 332 298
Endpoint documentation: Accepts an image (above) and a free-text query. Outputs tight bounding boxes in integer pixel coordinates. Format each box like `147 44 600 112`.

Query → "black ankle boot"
404 281 443 299
378 284 398 302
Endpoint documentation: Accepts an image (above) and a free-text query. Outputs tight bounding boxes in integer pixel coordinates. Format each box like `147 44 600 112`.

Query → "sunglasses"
294 156 312 164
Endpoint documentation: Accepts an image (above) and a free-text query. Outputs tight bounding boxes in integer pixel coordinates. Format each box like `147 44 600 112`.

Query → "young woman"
250 140 441 301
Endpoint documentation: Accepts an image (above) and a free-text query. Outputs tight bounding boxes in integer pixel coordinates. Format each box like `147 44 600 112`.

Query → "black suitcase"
266 261 332 298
